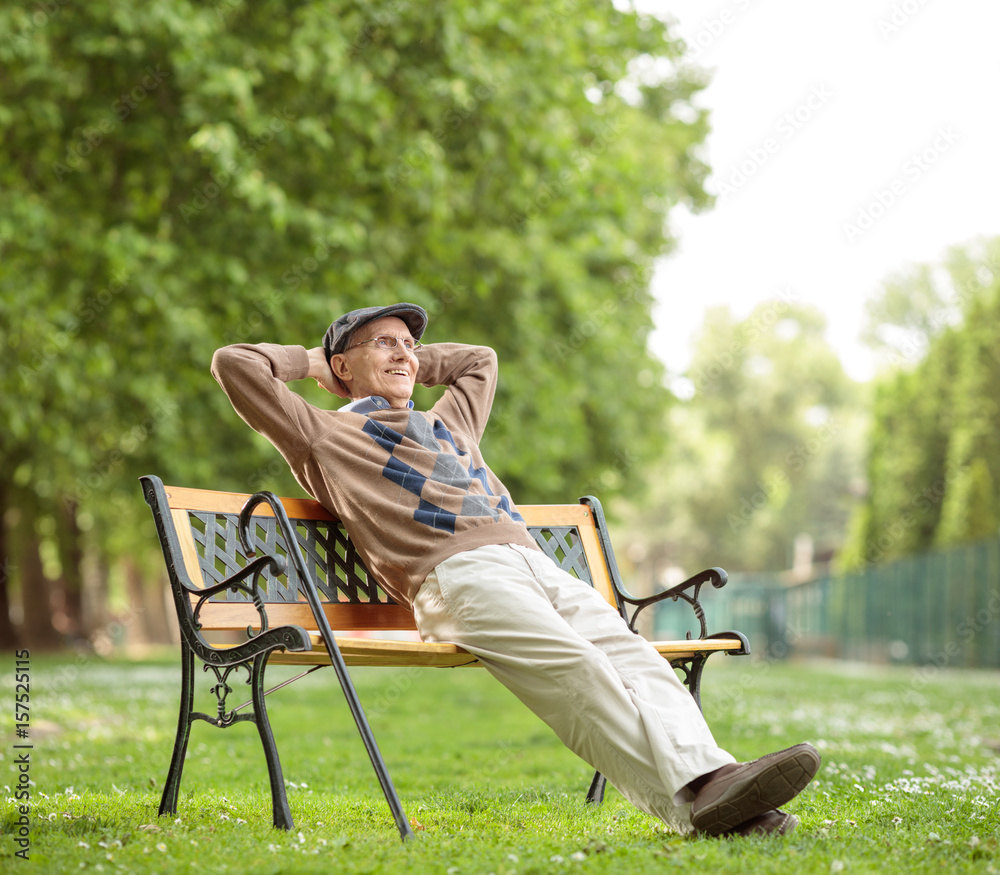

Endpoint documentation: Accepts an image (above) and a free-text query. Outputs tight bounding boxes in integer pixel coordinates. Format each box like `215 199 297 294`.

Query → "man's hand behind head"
307 347 351 398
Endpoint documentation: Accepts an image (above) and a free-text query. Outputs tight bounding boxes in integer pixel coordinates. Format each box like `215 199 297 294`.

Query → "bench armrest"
616 567 728 638
190 554 287 633
579 496 739 646
187 556 312 668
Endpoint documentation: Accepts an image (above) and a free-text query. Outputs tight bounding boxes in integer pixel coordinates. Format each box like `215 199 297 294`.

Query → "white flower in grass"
507 854 519 863
77 841 90 849
928 832 941 842
156 843 167 853
831 861 846 872
570 851 586 862
969 836 981 848
550 854 565 863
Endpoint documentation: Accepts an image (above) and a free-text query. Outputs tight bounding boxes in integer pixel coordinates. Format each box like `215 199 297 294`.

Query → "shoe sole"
691 745 820 836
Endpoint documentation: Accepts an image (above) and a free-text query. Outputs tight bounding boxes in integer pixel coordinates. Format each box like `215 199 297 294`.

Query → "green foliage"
0 1 713 641
615 299 865 576
839 237 1000 570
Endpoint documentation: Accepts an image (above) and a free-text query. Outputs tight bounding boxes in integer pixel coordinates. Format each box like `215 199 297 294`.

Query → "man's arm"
416 343 499 443
211 343 343 462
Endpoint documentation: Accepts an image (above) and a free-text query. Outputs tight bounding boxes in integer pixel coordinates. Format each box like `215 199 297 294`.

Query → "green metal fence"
652 535 1000 669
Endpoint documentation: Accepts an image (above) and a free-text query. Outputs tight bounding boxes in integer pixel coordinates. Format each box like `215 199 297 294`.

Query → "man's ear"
330 354 353 388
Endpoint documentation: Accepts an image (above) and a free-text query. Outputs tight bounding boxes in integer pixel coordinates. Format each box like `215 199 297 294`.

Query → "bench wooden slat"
273 636 480 668
264 633 746 668
162 485 338 520
164 485 593 526
197 601 418 631
172 508 207 586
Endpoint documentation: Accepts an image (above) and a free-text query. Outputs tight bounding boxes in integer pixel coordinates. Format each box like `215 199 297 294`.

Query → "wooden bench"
140 474 749 840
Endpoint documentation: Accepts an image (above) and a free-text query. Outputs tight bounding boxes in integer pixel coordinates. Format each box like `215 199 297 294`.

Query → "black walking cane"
239 491 414 841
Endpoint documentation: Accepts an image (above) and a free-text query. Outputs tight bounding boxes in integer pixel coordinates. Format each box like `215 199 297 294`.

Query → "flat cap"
322 303 428 362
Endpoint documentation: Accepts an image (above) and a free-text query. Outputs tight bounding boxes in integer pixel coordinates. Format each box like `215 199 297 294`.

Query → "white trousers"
412 543 736 832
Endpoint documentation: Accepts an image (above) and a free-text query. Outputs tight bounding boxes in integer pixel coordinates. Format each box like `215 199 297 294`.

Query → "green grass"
2 652 999 873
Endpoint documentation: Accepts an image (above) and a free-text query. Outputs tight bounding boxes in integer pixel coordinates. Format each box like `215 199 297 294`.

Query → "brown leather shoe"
689 743 820 836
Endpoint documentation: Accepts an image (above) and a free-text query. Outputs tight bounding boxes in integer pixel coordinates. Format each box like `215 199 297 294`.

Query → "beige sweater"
211 342 538 607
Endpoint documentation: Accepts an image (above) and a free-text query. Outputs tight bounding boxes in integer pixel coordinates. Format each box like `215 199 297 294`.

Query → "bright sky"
637 0 1000 385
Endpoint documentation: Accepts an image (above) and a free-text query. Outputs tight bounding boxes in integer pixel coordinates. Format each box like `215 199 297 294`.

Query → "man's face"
332 315 419 408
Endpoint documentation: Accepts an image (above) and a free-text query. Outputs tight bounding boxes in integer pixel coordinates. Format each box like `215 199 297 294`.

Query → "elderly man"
211 302 820 837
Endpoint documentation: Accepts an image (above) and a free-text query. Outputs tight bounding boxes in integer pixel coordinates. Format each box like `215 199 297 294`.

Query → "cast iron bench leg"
160 647 195 817
250 652 295 830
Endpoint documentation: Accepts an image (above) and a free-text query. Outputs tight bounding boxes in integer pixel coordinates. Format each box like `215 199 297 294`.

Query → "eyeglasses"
348 334 422 353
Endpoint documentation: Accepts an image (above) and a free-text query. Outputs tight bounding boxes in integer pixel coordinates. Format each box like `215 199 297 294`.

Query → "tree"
1 1 712 647
614 299 865 585
838 236 1000 570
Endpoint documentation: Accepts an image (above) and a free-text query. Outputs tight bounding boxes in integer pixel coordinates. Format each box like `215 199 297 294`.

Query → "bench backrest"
142 477 624 635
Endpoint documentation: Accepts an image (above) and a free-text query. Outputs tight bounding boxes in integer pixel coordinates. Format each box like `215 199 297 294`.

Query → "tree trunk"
55 499 86 641
123 556 152 647
143 563 173 644
84 548 111 639
18 522 62 650
0 478 21 650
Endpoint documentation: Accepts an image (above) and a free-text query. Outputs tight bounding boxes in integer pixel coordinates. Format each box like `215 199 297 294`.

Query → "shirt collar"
341 395 414 415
